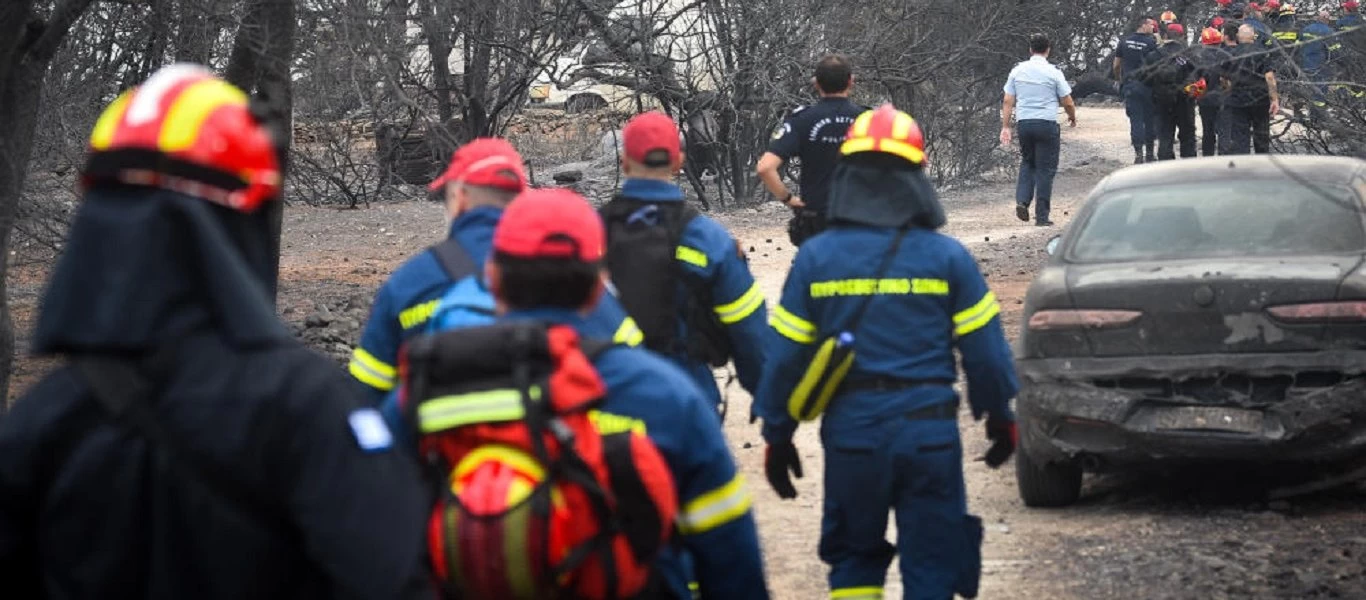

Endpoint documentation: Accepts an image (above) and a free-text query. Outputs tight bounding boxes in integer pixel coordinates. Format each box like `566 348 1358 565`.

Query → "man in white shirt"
1000 34 1077 227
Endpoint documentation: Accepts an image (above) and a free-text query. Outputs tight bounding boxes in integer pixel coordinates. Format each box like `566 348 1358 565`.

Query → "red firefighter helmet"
1160 10 1178 22
1201 27 1226 45
1346 1 1360 12
1215 0 1231 6
83 64 282 213
1265 0 1281 10
840 104 927 167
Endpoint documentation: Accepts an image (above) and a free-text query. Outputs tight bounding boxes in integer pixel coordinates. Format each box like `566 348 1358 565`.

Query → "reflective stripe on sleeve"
677 475 753 535
714 282 765 324
953 291 1001 337
676 245 709 268
769 304 816 344
349 347 396 391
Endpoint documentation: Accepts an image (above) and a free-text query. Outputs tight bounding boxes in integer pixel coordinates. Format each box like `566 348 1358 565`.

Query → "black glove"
764 441 803 499
983 417 1017 469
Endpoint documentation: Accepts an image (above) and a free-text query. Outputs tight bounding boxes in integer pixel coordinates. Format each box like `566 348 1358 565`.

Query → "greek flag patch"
348 408 394 452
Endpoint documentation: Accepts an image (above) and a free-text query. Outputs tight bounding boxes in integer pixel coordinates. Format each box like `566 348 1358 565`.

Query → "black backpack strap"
601 432 664 563
429 238 476 280
71 355 295 537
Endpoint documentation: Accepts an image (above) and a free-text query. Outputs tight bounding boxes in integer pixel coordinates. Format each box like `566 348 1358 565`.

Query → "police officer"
757 54 867 246
486 188 771 599
1150 23 1200 159
1115 16 1162 163
1223 23 1282 153
757 105 1019 600
0 65 435 599
350 138 639 403
604 111 772 413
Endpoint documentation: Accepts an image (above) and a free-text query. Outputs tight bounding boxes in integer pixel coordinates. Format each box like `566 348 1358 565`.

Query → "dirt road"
8 105 1363 597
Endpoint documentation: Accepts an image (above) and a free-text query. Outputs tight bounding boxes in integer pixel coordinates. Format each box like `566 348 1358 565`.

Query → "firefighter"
350 138 640 403
1150 23 1200 160
1342 0 1362 28
603 111 772 415
1115 16 1162 163
1245 2 1278 45
486 188 771 599
0 65 435 599
1160 9 1180 35
1194 27 1234 155
757 54 868 246
1223 23 1282 154
1301 8 1337 110
756 105 1019 600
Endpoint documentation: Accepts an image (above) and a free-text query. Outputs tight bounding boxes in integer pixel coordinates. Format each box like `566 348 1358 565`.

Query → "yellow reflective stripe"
953 291 1001 337
769 304 816 344
349 347 396 391
159 79 249 152
349 358 395 391
688 581 700 599
676 245 708 268
840 137 876 155
715 283 764 324
612 317 644 347
454 444 545 481
891 112 915 140
416 387 541 433
588 409 647 436
912 278 949 295
398 299 441 330
849 110 874 138
678 475 753 534
831 587 883 599
90 91 133 150
877 138 926 164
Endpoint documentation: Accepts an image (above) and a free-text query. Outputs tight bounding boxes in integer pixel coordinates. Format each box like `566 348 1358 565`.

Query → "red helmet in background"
1215 0 1232 6
1345 0 1359 11
1201 27 1226 45
840 104 927 167
1161 10 1178 22
83 64 282 213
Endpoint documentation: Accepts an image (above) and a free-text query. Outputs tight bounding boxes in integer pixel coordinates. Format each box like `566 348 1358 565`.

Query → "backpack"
1147 43 1192 101
600 197 731 367
424 238 498 332
398 320 678 600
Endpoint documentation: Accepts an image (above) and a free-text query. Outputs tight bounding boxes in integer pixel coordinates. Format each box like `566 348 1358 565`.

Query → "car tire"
1016 446 1083 507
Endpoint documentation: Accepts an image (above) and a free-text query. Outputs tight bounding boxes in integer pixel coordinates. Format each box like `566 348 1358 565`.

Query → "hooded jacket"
0 186 435 600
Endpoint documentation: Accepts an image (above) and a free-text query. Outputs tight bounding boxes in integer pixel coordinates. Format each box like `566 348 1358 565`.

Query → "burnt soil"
7 106 1365 598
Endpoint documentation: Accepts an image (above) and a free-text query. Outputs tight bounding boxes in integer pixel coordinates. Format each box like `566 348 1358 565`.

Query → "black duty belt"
841 377 954 393
904 401 960 421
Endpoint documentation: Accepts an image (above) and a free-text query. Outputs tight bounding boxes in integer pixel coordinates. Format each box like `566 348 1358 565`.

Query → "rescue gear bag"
399 321 678 599
601 197 731 367
787 227 910 422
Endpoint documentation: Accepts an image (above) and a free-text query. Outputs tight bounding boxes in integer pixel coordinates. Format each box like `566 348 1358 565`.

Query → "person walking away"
602 111 772 417
1301 8 1338 112
396 187 770 599
1000 34 1077 227
0 64 435 600
1194 27 1233 155
1341 0 1363 29
756 104 1019 600
1222 23 1281 154
757 54 867 246
350 138 640 403
1116 16 1162 163
1148 23 1200 159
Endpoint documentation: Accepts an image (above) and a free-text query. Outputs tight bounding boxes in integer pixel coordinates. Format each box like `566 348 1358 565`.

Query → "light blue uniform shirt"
1003 55 1072 122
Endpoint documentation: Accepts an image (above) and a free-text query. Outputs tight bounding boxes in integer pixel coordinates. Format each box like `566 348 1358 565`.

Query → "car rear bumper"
1016 355 1366 467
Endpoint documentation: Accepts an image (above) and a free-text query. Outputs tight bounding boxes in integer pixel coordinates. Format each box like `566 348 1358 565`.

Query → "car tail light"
1266 301 1366 323
1028 309 1142 330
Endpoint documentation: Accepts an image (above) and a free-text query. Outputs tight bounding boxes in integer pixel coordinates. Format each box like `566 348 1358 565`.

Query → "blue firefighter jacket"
349 206 640 403
615 178 773 410
756 225 1018 444
1301 22 1335 73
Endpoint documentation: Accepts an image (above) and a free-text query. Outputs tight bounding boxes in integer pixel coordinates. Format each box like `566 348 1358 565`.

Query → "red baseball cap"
1246 2 1261 10
492 188 605 262
1166 23 1186 36
622 111 681 168
1216 0 1231 5
427 137 526 193
1346 0 1359 10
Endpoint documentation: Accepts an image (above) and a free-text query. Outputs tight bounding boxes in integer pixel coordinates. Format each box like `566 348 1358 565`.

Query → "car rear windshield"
1069 180 1365 262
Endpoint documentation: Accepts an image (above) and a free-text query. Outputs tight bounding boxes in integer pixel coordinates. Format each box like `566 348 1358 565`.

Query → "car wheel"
1016 445 1083 507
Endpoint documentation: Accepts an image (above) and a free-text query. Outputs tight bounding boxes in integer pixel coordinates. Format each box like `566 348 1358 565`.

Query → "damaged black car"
1015 155 1366 507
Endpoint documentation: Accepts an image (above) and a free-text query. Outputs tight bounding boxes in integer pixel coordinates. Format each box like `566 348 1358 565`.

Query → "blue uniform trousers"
1123 80 1157 150
820 414 976 600
1014 119 1059 224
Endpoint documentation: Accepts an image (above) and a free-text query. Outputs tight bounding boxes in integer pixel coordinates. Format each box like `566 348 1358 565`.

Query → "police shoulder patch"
348 408 394 452
772 122 791 140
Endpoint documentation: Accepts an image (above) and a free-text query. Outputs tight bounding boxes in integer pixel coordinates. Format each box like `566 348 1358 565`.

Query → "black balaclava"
826 153 947 230
31 185 290 355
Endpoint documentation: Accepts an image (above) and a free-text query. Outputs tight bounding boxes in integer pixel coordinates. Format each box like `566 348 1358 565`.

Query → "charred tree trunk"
226 0 295 303
0 0 94 405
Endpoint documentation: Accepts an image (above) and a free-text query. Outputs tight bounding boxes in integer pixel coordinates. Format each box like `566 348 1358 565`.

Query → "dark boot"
1134 145 1145 164
1145 143 1156 162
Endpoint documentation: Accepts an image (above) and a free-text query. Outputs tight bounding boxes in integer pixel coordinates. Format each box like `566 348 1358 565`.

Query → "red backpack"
398 321 677 599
